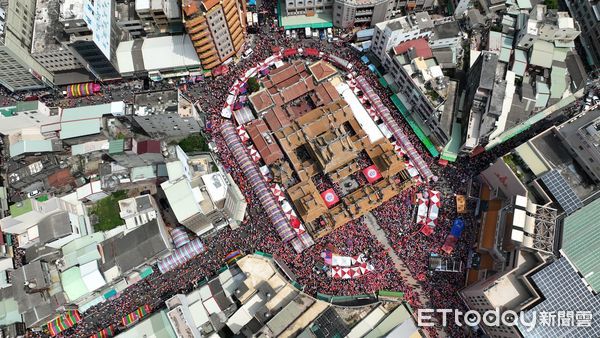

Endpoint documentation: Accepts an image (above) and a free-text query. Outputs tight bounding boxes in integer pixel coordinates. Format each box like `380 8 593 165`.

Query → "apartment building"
566 0 600 66
331 0 393 28
387 39 456 147
391 0 436 12
371 13 433 66
183 0 247 70
30 0 92 85
0 0 54 91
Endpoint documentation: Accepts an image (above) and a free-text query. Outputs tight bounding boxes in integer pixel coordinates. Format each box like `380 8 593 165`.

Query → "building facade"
283 0 334 16
59 0 122 80
0 0 54 91
135 0 182 34
566 0 600 67
183 0 247 70
371 13 433 65
332 0 393 28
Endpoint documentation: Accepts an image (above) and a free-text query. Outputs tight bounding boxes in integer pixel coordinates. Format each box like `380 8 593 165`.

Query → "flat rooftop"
529 129 596 200
32 0 64 54
60 0 84 21
280 11 332 30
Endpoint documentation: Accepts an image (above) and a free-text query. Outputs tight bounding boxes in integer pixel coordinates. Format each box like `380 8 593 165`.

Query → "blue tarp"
356 28 374 40
360 55 370 64
450 218 465 238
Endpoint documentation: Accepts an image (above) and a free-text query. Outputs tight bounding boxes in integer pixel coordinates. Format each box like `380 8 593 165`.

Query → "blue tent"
450 218 465 238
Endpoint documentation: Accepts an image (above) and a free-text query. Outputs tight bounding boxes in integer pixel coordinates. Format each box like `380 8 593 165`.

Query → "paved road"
363 212 446 338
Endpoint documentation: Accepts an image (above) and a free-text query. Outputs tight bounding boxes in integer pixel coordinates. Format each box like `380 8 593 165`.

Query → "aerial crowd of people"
9 2 543 337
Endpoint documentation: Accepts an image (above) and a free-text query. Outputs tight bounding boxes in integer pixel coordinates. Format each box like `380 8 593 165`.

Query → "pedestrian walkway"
364 212 446 338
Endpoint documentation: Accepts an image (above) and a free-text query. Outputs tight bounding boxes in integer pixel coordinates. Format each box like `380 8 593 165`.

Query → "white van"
242 48 254 59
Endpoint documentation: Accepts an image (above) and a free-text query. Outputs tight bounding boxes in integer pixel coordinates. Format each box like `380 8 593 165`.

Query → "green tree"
544 0 558 9
247 77 260 93
178 134 209 153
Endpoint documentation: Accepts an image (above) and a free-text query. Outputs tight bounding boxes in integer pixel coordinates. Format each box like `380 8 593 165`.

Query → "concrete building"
394 0 436 12
555 109 600 183
331 0 393 28
0 193 92 250
59 0 122 80
461 250 546 338
371 13 433 67
281 0 401 30
566 0 600 66
0 0 54 91
387 39 455 148
108 139 165 169
151 254 422 338
116 34 202 81
515 5 580 50
31 0 93 86
462 174 600 337
161 150 247 236
182 0 247 70
135 0 182 34
131 90 202 138
282 0 334 17
462 51 500 150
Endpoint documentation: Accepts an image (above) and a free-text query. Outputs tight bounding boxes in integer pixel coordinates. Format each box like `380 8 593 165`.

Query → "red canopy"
320 189 340 208
362 165 382 183
420 225 434 236
283 49 298 57
304 48 319 56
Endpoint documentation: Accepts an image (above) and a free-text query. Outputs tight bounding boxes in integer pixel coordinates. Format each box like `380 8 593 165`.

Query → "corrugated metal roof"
161 179 201 223
15 101 39 112
108 139 125 154
61 267 89 302
9 140 54 157
550 66 568 99
60 119 101 139
529 40 554 68
562 197 600 293
61 103 114 122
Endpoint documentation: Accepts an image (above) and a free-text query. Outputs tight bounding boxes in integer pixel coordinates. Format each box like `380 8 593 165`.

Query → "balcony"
204 59 221 69
191 30 210 41
184 16 206 29
200 49 218 59
202 54 219 65
196 42 215 53
224 0 236 13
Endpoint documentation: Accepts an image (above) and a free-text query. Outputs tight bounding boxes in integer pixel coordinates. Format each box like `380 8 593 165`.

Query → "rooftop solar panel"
517 257 600 337
540 170 582 215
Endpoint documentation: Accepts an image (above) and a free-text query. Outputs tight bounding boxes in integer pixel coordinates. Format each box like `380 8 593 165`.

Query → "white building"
161 150 247 236
371 13 433 67
116 35 202 80
0 192 92 249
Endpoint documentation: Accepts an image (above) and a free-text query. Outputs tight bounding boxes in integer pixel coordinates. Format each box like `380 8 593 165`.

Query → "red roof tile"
246 120 284 165
393 38 433 59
